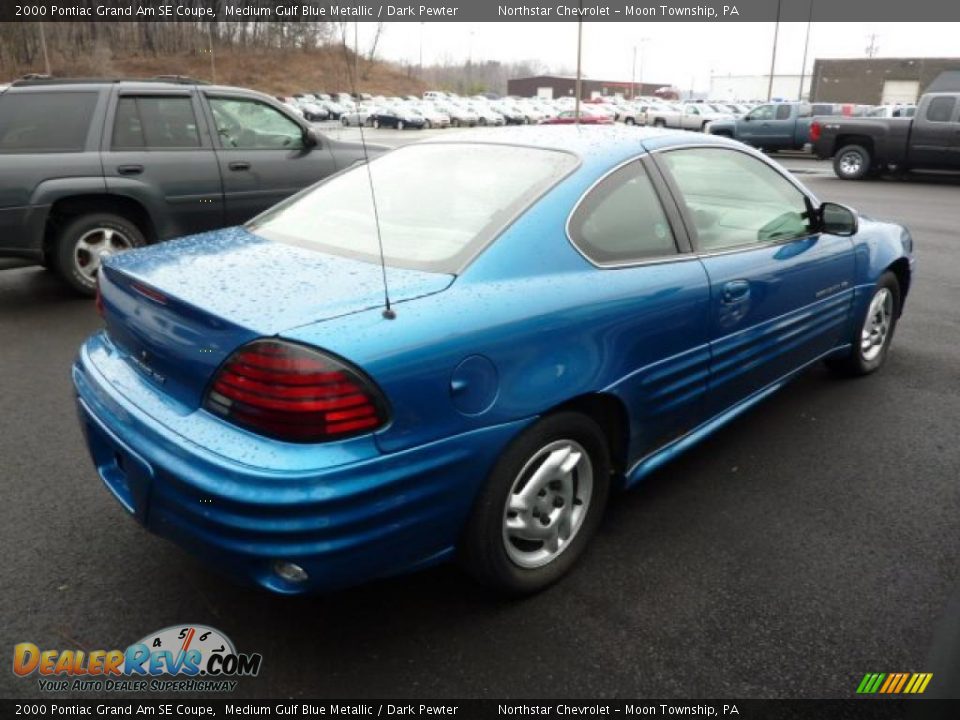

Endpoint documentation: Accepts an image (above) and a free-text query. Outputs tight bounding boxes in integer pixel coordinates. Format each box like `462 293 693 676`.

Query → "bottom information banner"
2 699 959 720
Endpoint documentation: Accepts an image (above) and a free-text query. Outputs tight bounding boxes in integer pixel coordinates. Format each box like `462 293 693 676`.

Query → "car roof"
6 77 269 99
415 125 736 169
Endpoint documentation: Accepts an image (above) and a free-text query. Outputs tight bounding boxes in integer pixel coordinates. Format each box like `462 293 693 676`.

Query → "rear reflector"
203 340 388 443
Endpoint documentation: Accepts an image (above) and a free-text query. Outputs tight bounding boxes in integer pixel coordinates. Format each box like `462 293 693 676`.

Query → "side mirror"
820 202 858 236
304 127 320 148
742 114 752 122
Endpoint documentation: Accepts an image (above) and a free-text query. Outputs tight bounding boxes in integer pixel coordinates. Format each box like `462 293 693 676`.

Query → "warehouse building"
506 74 671 100
810 57 960 104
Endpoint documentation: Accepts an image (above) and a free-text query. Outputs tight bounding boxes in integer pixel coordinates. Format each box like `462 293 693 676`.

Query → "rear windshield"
0 91 98 152
249 143 578 273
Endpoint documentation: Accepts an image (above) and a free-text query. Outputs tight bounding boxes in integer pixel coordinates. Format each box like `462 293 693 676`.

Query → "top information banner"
5 0 960 23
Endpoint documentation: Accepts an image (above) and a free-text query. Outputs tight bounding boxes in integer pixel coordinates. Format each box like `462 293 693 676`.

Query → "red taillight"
203 340 388 443
810 120 821 142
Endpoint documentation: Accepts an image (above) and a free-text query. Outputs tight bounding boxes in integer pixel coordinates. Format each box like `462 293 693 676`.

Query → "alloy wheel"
861 287 893 362
74 227 134 281
501 440 594 569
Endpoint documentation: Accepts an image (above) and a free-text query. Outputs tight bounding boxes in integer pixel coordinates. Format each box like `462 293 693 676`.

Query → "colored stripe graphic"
857 673 933 694
893 673 909 693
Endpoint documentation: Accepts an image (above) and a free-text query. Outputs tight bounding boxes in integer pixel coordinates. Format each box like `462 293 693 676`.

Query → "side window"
659 148 813 252
112 96 200 149
0 91 98 152
208 97 303 149
775 105 792 120
569 162 678 265
748 105 775 121
925 97 957 123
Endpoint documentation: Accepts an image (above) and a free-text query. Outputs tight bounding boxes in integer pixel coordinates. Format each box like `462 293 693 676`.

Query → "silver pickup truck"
646 102 735 131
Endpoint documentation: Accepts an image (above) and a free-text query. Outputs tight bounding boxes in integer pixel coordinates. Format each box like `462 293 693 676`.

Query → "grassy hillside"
10 45 426 97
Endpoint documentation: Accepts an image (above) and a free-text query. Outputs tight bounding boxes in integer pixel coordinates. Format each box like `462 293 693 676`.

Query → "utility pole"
766 0 782 101
419 22 424 77
632 37 650 99
798 0 813 100
866 33 879 58
38 23 51 76
208 25 216 83
574 10 583 124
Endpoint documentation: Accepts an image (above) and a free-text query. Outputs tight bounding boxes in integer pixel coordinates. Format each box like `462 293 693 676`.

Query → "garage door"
882 80 920 105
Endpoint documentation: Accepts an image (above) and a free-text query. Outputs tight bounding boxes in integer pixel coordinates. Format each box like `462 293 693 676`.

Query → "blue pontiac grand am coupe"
73 126 914 595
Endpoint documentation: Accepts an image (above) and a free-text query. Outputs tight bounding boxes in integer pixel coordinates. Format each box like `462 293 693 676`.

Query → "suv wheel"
55 213 145 296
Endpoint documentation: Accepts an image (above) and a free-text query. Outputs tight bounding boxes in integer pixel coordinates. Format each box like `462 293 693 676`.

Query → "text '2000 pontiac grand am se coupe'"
73 126 914 595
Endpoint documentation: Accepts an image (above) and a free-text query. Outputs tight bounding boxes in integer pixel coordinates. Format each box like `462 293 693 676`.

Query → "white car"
413 104 451 129
436 102 478 127
470 103 505 126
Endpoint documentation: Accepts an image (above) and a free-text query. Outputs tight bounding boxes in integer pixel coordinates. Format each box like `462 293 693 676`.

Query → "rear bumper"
73 331 529 594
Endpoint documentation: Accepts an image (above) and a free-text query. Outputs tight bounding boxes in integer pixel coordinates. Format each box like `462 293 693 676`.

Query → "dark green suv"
0 77 378 294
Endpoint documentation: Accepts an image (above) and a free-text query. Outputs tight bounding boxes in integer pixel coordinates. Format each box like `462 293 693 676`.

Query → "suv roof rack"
11 75 211 87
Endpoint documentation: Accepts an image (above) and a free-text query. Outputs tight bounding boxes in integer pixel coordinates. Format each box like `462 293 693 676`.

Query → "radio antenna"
344 21 395 320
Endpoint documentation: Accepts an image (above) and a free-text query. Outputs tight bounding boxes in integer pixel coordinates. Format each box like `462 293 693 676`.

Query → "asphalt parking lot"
1 139 958 700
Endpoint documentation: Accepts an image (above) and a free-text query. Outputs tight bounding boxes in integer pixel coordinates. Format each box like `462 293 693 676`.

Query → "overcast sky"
357 22 960 91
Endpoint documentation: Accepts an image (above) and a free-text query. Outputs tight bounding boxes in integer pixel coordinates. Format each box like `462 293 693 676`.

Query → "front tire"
460 412 611 595
55 212 145 296
834 144 873 180
625 117 636 126
826 271 901 376
653 118 666 128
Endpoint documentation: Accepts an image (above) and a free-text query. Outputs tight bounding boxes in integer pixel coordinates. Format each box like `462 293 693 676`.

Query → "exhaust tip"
272 560 309 584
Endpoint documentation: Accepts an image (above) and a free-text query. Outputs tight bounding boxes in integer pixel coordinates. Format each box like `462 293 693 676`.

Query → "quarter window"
925 96 956 123
569 162 678 265
659 148 813 252
112 96 201 149
208 97 303 149
0 91 98 152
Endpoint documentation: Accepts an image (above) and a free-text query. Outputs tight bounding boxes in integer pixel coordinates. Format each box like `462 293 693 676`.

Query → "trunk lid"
99 227 453 409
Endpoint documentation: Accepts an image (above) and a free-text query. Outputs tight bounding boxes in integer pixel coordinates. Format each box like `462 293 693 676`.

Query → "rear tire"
55 212 145 296
625 117 636 126
460 412 611 596
825 271 901 376
834 144 873 180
